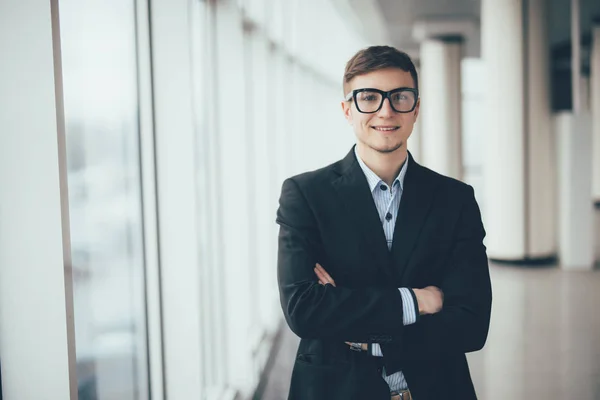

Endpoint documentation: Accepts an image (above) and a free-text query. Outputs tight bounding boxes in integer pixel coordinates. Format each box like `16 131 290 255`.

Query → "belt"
390 389 412 400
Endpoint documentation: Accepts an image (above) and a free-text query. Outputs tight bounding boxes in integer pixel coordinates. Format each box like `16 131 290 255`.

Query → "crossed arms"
276 177 492 360
315 262 443 354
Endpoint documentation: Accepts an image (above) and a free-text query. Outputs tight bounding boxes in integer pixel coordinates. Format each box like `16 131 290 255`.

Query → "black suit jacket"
276 147 492 400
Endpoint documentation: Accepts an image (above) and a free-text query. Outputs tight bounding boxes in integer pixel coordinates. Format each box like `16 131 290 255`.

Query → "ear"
413 98 420 120
341 100 353 125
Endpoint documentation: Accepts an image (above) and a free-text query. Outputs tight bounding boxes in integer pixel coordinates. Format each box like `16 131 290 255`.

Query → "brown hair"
343 46 419 96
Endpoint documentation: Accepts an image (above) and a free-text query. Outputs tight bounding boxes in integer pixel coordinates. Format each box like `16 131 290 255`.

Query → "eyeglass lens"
355 90 416 113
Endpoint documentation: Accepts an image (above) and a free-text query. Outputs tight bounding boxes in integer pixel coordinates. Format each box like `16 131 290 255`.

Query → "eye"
391 93 408 102
357 91 381 102
392 91 416 104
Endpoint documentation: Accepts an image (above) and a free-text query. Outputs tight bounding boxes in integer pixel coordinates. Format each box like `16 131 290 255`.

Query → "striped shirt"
354 146 417 392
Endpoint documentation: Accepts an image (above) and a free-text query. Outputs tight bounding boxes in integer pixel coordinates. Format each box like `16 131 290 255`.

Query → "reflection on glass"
59 1 149 399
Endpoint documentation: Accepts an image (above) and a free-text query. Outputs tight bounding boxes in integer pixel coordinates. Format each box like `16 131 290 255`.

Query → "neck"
356 142 408 187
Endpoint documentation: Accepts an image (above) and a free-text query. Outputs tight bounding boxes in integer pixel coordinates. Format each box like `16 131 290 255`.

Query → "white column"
482 0 525 260
482 0 555 261
0 0 76 398
526 0 555 259
590 21 600 264
150 0 204 397
592 23 600 202
554 0 595 270
420 37 463 180
215 2 254 396
556 112 594 269
408 65 422 162
409 118 423 162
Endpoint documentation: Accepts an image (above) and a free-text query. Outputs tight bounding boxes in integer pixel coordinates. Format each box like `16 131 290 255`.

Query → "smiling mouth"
372 126 399 132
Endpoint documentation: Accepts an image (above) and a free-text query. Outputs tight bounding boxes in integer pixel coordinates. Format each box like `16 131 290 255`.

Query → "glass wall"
185 0 370 397
46 0 375 397
59 0 149 398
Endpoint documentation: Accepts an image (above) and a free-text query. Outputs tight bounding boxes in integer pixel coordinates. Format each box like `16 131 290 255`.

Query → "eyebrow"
344 87 417 99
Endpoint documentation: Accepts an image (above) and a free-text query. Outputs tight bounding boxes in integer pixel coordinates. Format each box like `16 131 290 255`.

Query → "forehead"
349 67 415 92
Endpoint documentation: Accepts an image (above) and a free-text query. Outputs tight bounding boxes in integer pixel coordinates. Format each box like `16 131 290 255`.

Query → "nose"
377 97 395 117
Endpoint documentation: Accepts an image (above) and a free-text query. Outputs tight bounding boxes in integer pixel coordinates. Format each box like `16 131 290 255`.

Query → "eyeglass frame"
344 87 419 114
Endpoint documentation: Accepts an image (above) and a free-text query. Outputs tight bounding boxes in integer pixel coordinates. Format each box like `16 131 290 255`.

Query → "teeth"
374 127 396 131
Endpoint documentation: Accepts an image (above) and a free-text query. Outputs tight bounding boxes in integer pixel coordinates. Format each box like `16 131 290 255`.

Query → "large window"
59 0 149 398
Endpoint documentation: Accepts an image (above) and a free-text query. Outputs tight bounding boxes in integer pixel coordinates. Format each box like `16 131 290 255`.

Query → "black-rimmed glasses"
344 88 419 114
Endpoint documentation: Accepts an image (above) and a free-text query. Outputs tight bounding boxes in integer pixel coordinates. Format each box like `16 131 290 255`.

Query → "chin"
371 141 404 154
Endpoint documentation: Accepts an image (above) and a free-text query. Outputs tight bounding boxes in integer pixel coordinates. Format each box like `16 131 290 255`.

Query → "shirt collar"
354 145 409 193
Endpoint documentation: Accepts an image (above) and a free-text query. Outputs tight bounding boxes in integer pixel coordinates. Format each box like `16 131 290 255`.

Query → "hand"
413 286 444 315
314 263 336 287
314 266 364 350
344 342 368 351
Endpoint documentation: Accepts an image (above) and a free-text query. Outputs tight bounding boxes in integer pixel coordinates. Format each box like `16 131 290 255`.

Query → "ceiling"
339 0 600 63
377 0 479 59
344 0 480 60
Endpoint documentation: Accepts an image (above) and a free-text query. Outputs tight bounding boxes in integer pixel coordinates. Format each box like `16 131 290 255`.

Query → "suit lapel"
331 148 395 282
390 153 438 281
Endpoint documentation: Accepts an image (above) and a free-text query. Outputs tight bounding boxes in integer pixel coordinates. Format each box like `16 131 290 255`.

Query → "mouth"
371 126 399 132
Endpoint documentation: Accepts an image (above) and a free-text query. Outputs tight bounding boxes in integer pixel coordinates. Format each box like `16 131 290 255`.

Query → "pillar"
481 0 555 262
591 19 600 264
409 118 423 162
420 37 463 180
0 0 76 398
592 21 600 204
555 0 595 270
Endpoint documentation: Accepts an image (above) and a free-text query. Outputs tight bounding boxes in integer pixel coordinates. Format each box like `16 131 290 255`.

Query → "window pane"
59 1 149 399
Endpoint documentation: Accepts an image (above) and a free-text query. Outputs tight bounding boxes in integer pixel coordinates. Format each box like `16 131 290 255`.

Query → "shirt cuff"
399 287 418 325
371 343 384 357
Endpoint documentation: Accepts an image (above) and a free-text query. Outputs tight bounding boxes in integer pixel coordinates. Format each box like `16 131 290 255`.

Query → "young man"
276 46 492 400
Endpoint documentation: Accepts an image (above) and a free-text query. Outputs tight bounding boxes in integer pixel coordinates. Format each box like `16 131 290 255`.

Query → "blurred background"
1 0 599 399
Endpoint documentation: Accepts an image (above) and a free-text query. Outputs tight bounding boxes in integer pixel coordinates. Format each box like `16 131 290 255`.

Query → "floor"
259 263 600 400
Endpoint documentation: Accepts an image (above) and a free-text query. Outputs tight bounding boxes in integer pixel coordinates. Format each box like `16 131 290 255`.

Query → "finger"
314 266 332 285
315 263 326 274
315 264 337 287
318 280 325 285
344 342 367 351
314 267 327 282
315 263 326 278
316 264 336 286
316 263 328 277
316 271 335 287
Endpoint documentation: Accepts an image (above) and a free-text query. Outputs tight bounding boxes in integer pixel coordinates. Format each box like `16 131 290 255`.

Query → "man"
276 46 492 400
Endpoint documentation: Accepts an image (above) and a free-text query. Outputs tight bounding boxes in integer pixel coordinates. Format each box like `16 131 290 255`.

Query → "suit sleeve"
381 185 492 365
276 177 408 342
